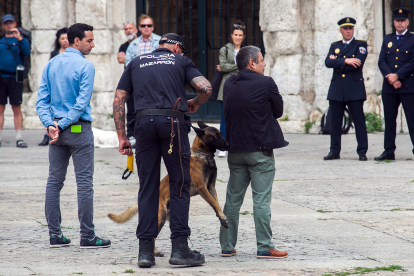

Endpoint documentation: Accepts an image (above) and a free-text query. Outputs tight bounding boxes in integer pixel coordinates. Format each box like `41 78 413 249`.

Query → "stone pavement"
1 128 414 276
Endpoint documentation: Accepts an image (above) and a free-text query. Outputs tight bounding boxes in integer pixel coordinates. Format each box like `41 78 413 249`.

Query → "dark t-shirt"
116 48 202 112
118 41 130 53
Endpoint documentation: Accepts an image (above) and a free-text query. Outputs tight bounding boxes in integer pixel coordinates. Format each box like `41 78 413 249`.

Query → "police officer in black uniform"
324 17 369 161
375 8 414 161
113 33 212 268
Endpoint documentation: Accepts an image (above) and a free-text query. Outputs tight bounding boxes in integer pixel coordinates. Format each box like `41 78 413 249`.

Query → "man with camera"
0 14 31 148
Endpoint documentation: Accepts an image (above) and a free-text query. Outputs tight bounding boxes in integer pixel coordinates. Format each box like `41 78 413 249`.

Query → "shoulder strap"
4 37 21 66
225 46 228 58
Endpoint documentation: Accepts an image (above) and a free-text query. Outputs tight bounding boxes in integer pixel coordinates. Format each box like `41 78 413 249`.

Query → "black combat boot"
169 236 205 266
138 239 155 268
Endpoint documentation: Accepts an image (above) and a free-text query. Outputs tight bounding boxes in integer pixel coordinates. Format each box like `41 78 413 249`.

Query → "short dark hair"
236 46 261 71
68 23 93 45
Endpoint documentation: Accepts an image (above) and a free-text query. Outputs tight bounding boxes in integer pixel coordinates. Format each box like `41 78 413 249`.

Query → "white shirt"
396 29 408 36
234 49 239 64
342 36 354 45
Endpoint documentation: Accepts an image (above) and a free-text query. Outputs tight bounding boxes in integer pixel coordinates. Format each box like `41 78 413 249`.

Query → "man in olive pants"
220 46 289 259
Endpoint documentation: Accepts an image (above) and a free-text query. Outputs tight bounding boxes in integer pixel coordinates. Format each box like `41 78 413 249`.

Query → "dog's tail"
108 203 138 223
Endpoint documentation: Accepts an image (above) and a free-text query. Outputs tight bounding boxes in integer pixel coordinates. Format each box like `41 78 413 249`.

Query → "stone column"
24 0 134 130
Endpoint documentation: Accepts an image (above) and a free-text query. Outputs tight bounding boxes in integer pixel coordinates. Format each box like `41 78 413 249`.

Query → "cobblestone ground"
1 129 414 276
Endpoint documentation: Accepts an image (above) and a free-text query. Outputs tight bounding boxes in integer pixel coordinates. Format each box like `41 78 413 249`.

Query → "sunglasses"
123 21 134 26
140 24 153 28
233 24 245 29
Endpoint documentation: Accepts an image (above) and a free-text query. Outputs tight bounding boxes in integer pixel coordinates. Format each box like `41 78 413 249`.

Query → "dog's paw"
154 251 165 257
220 217 229 229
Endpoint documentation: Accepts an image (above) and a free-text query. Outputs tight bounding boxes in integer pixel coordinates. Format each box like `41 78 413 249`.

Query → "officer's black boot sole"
169 256 205 266
138 257 155 268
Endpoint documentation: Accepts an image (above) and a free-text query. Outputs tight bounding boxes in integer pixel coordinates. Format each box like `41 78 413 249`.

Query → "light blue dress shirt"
125 33 161 66
36 48 95 130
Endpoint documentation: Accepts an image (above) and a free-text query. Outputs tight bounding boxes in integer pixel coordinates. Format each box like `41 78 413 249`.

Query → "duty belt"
134 109 184 120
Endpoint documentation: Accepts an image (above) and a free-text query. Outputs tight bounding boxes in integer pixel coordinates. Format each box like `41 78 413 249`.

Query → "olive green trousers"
219 151 275 252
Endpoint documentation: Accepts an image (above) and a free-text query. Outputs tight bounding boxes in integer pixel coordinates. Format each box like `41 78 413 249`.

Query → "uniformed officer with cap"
324 17 369 161
113 33 211 268
375 8 414 161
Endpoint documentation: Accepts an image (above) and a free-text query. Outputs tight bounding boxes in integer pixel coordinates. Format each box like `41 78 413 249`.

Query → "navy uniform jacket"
378 31 414 94
325 39 368 102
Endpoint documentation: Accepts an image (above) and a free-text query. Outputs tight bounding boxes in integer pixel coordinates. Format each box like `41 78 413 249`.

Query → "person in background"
117 22 138 147
124 15 160 147
38 27 69 146
118 22 138 65
0 14 31 148
216 20 246 157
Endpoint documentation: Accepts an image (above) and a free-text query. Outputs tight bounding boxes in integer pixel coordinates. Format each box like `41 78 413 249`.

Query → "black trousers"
329 100 368 155
134 115 192 240
126 97 135 138
382 93 414 154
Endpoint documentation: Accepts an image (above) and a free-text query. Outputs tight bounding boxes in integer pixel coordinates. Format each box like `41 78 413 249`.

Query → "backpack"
319 106 353 134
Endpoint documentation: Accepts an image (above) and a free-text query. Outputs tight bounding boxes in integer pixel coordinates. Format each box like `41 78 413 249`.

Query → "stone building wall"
6 0 134 130
261 0 408 134
6 0 410 133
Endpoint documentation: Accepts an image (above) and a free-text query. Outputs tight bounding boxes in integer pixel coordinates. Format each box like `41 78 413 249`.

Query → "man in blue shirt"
36 23 111 249
0 14 31 148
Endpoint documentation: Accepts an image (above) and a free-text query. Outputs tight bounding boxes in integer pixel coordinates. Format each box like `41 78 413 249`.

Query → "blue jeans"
220 101 226 140
45 121 95 239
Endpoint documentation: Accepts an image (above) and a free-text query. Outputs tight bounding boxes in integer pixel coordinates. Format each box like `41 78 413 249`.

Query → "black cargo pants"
134 115 192 240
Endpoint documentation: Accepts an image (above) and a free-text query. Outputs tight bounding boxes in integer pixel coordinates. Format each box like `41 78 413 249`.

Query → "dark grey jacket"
223 69 288 152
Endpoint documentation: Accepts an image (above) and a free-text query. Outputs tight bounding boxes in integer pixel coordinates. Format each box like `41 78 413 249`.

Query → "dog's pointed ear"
198 121 209 129
192 126 205 137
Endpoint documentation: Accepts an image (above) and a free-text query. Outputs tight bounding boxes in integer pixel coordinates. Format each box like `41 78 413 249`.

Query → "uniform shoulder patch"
359 47 367 54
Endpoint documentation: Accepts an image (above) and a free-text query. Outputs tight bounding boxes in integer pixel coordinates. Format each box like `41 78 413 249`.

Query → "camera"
7 31 13 35
16 65 24 83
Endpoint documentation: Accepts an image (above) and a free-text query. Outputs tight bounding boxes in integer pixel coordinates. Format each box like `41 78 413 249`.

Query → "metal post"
235 0 237 20
227 0 230 42
176 0 179 34
167 0 170 33
190 0 193 60
182 0 185 36
198 0 207 77
151 0 155 19
160 0 163 35
252 0 255 45
219 0 222 47
212 0 215 77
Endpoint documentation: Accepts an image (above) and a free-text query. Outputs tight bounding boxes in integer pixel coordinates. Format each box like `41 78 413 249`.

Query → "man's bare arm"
113 89 133 155
113 89 131 133
190 76 212 105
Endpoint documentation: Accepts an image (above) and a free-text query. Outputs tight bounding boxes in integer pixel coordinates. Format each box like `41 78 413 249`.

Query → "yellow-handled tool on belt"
122 154 134 180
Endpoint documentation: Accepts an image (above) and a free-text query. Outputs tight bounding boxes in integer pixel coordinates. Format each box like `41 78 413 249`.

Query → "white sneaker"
128 136 136 147
218 150 227 158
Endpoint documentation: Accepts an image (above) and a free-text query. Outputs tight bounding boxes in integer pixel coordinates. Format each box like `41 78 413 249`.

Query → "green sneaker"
80 236 111 249
50 234 71 248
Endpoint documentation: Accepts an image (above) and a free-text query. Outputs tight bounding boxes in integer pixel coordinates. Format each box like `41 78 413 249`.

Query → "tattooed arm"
187 76 212 113
113 89 133 156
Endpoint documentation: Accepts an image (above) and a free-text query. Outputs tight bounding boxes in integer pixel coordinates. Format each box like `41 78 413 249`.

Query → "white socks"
16 130 22 140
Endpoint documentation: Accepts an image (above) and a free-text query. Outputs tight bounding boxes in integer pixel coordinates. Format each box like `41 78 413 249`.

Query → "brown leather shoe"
257 248 288 259
221 249 237 257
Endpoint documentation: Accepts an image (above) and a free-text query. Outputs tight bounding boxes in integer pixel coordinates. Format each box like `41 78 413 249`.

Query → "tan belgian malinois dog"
108 121 229 254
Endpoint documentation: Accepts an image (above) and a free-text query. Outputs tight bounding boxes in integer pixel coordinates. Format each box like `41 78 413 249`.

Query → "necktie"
397 35 403 43
344 43 347 49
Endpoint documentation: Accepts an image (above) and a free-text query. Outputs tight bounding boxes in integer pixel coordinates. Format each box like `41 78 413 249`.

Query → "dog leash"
169 98 185 197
